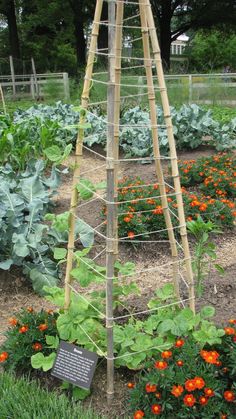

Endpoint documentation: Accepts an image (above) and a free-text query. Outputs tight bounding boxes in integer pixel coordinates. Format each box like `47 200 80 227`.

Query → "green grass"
0 372 106 419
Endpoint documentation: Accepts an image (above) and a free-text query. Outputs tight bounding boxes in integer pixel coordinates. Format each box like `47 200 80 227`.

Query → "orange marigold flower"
161 350 172 359
175 339 185 348
27 307 34 313
32 342 43 351
199 396 208 406
0 351 9 362
152 206 163 215
204 388 214 397
19 325 29 333
127 232 135 239
171 385 184 397
224 390 235 402
155 392 161 399
134 410 145 419
199 203 207 212
185 379 196 392
124 217 131 223
228 319 236 324
38 323 48 332
187 216 193 221
9 317 17 326
145 383 157 393
200 349 219 364
153 184 159 190
151 404 162 415
154 360 168 370
232 336 236 343
127 382 135 389
221 414 227 419
224 327 235 335
183 394 196 407
47 309 54 315
194 377 205 390
176 360 184 367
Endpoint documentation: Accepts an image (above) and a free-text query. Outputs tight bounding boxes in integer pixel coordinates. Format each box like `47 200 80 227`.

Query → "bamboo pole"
64 0 104 310
113 1 124 261
144 0 195 312
106 0 116 402
139 0 180 300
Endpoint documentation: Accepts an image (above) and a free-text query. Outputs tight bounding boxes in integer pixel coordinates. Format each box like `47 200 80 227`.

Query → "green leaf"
200 306 215 319
31 352 56 372
155 283 175 300
54 247 67 260
30 269 58 295
72 387 90 400
45 335 59 349
157 319 175 334
0 259 13 270
44 144 72 165
76 179 95 200
214 263 225 274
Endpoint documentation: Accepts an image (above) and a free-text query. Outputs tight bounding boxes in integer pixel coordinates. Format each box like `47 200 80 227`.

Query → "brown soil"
0 146 235 418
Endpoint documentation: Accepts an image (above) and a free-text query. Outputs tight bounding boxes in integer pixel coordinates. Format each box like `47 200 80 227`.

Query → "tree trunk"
69 0 86 67
159 0 172 71
1 0 21 58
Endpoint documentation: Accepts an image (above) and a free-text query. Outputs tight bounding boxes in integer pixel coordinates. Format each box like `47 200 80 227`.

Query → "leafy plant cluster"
2 103 235 169
0 160 61 291
203 106 236 125
179 153 236 200
38 279 225 371
128 321 236 418
0 308 58 373
111 173 235 243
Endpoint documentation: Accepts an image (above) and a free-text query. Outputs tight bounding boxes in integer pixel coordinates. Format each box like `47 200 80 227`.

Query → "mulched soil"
0 146 235 418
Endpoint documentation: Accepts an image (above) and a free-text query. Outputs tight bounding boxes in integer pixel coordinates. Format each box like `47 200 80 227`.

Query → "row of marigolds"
128 323 236 418
115 154 235 241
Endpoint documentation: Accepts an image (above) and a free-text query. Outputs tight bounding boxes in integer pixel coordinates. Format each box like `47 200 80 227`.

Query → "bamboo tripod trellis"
64 0 195 400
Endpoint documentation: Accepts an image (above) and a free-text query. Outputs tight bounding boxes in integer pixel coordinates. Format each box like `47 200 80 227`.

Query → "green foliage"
0 372 104 419
0 160 62 292
0 308 58 373
204 106 236 125
179 153 236 199
128 324 236 418
112 173 235 244
31 352 57 372
76 178 106 201
44 282 225 371
187 29 236 71
187 217 224 296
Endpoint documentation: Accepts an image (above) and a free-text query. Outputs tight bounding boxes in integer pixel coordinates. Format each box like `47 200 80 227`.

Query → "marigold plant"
128 321 236 418
0 308 58 372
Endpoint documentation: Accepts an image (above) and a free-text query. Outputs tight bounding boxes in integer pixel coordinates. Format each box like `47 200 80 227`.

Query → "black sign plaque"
51 341 98 390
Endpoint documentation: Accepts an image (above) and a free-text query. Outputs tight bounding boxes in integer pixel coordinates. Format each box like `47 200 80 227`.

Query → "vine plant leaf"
29 268 58 295
44 144 72 165
31 352 56 372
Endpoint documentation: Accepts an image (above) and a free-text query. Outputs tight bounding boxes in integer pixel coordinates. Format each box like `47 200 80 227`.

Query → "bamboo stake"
113 1 124 260
144 0 195 312
64 0 104 310
106 0 116 402
139 0 180 300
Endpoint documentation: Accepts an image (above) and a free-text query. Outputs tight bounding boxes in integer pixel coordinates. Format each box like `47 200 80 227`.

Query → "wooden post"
0 84 7 114
106 0 116 403
30 76 35 99
9 56 16 99
64 0 104 310
189 74 192 104
139 0 180 300
144 0 195 312
31 58 40 100
63 72 70 101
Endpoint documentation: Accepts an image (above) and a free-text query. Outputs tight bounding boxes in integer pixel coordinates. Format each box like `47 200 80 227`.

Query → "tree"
0 0 20 58
150 0 236 70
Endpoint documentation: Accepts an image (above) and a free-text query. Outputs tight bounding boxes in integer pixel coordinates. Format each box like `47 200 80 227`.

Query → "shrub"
113 174 235 242
178 153 236 199
128 322 236 418
0 308 58 373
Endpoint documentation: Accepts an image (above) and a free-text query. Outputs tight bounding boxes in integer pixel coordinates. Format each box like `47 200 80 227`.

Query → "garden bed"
0 146 235 418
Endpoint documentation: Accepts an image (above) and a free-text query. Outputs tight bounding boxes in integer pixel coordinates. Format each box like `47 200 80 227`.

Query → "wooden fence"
0 72 70 101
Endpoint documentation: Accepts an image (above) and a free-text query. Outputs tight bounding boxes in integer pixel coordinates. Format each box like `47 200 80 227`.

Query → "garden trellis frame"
64 0 195 400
